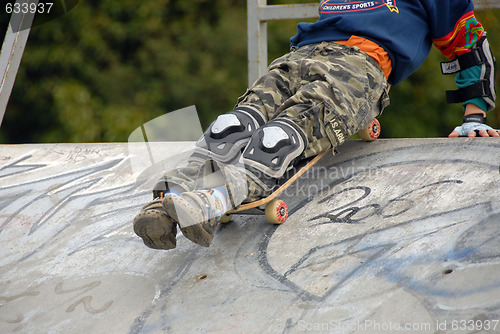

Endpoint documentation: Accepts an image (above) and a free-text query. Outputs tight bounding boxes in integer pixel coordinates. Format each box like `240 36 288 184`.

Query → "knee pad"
241 119 307 178
191 106 265 163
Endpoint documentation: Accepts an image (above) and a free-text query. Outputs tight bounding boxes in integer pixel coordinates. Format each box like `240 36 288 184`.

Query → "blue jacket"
290 0 482 86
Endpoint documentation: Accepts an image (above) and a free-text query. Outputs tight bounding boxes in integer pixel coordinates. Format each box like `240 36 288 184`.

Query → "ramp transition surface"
1 139 500 333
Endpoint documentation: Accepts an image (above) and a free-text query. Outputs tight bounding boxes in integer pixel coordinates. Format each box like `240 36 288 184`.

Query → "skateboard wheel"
358 118 381 141
265 199 288 224
218 213 233 224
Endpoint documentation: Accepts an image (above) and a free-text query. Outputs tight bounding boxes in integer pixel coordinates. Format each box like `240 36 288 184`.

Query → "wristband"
463 113 487 124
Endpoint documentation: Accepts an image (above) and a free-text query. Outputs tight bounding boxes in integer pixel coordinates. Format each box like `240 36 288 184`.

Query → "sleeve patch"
433 11 485 60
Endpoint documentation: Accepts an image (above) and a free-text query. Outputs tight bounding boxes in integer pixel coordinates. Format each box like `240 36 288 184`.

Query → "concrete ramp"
1 139 499 333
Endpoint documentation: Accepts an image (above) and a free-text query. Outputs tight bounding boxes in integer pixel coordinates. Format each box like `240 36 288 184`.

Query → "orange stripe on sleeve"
433 11 484 60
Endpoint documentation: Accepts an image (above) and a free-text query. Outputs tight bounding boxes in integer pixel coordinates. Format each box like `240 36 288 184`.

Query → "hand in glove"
448 105 500 138
448 121 500 137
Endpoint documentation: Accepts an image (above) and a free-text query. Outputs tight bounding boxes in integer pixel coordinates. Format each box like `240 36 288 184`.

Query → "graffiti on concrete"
0 140 499 333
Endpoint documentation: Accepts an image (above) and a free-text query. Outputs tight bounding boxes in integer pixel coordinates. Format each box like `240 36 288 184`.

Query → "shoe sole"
133 209 177 250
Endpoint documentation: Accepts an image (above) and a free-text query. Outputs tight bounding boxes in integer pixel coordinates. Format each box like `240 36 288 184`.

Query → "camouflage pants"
158 42 390 203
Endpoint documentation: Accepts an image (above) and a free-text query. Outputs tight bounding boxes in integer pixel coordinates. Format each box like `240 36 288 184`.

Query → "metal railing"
0 0 38 127
246 0 500 87
247 1 318 87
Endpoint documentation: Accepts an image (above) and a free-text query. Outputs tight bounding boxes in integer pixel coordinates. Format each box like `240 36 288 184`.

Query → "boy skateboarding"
133 0 498 250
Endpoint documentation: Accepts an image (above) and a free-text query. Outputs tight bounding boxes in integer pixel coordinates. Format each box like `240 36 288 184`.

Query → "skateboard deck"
220 118 381 224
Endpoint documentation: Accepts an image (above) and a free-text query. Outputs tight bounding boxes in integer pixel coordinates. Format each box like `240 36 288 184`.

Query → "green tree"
0 1 498 143
1 0 249 143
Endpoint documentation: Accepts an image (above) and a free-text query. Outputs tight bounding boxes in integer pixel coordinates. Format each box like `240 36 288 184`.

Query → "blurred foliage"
0 1 498 143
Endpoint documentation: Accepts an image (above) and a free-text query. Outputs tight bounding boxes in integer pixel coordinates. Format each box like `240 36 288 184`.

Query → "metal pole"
475 0 500 9
0 0 38 128
247 0 268 87
259 3 319 21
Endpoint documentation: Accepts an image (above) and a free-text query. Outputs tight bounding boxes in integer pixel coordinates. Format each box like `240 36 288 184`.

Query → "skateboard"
219 118 381 224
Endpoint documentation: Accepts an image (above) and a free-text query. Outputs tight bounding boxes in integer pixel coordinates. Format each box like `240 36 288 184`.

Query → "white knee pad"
241 119 307 178
191 106 265 163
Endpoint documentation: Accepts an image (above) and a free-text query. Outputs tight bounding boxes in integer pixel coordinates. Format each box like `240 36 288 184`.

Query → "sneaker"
162 189 225 247
133 199 178 250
